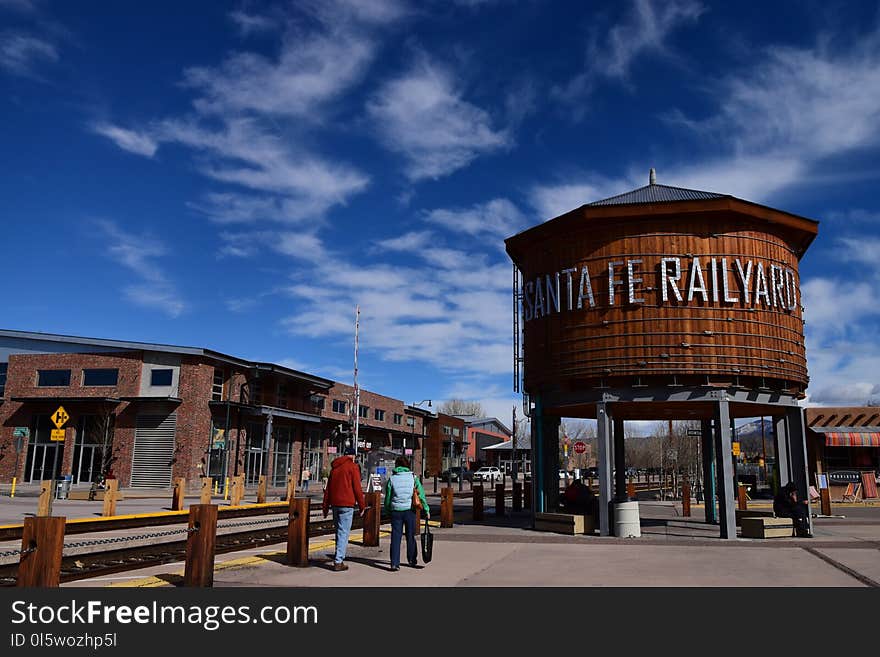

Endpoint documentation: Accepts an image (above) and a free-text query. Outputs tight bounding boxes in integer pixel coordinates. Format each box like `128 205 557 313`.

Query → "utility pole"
353 305 360 460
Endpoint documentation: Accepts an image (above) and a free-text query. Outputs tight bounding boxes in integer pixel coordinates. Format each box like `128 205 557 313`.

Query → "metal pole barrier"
682 480 691 517
287 497 310 567
223 477 230 501
183 504 217 587
495 483 505 517
473 484 484 520
17 516 65 587
102 480 118 517
200 477 213 505
172 477 186 511
440 487 454 528
362 491 380 547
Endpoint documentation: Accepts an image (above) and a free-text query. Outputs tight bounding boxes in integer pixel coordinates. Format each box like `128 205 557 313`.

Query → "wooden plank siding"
508 209 816 401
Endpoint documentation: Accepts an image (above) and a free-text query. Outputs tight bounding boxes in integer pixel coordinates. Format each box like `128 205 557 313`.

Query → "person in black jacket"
773 482 812 538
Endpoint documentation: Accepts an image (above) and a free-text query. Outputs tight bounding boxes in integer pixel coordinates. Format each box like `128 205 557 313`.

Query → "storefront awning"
815 429 880 447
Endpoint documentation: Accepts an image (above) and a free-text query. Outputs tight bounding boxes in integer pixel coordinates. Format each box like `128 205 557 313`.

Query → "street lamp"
409 400 431 475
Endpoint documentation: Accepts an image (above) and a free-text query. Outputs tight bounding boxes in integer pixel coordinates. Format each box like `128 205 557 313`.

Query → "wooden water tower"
506 171 819 538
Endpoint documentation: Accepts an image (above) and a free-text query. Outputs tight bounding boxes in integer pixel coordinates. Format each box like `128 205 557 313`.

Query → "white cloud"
375 230 434 252
0 31 57 76
92 123 158 158
367 59 509 180
528 179 627 220
228 10 278 36
424 198 528 239
555 0 703 106
97 220 186 317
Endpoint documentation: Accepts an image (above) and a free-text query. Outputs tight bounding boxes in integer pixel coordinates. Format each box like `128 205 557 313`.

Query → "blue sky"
2 0 880 424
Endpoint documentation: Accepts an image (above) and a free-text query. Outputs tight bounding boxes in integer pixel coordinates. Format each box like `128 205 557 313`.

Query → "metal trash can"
614 501 641 538
56 475 72 500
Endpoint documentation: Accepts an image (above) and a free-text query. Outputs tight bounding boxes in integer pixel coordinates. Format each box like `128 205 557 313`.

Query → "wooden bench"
534 512 596 535
741 516 794 539
734 508 774 526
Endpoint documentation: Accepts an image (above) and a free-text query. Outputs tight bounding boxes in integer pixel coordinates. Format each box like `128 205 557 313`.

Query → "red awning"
824 432 880 447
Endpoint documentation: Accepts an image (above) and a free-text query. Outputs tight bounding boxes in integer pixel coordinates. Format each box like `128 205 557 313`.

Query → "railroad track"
0 514 369 586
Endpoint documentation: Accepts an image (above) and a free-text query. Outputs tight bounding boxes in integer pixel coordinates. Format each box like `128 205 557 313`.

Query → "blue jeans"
390 509 418 568
332 507 355 564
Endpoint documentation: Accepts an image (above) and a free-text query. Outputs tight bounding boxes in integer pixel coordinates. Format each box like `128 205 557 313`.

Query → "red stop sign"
573 441 587 454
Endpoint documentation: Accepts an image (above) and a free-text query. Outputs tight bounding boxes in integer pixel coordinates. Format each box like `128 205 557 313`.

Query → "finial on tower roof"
649 168 656 185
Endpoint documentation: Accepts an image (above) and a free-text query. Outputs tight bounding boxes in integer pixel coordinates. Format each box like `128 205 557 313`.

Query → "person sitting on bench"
563 478 596 515
773 482 812 538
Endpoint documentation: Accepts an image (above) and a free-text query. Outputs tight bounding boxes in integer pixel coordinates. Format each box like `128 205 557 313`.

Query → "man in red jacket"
322 446 367 571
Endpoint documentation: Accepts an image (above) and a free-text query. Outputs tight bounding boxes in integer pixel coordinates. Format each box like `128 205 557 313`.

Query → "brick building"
0 329 332 490
422 412 466 477
461 417 512 469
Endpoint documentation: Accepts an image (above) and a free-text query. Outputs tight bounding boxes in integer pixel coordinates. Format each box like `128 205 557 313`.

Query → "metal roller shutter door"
130 414 177 488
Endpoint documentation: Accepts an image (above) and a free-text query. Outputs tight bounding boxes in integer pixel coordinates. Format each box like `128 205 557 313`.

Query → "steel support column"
700 419 717 524
597 402 613 536
613 418 626 502
531 395 544 515
542 414 560 513
774 415 790 490
785 406 813 534
713 400 736 539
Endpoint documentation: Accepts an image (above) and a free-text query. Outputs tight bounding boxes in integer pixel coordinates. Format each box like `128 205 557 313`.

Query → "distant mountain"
734 418 775 457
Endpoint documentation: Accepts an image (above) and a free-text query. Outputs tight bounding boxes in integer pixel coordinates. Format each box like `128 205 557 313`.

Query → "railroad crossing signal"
51 406 69 429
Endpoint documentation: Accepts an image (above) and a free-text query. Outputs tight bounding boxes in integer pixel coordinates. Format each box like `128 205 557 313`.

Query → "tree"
438 399 485 417
559 419 596 470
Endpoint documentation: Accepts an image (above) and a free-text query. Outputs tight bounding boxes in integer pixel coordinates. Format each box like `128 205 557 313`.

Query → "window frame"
150 368 174 387
332 399 347 414
212 368 225 402
393 413 403 425
358 405 369 419
374 409 385 422
82 368 119 387
37 369 71 387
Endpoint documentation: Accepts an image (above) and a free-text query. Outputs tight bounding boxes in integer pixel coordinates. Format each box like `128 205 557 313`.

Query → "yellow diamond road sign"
51 406 69 429
50 429 66 442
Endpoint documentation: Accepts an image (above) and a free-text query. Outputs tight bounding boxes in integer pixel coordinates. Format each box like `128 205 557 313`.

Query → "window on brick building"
83 368 119 386
276 383 288 408
442 425 452 436
393 413 403 425
332 399 346 414
0 362 7 397
38 370 70 387
212 368 225 401
374 409 385 422
359 405 368 419
150 369 173 386
250 380 262 405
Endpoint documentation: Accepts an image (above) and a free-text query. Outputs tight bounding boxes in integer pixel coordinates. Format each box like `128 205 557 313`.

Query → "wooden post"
362 491 380 547
495 483 505 517
440 487 454 528
415 507 422 534
287 497 310 567
473 484 484 520
17 516 65 587
257 475 267 505
183 504 218 587
820 487 832 516
37 480 53 517
682 480 691 517
627 480 636 500
200 477 213 505
737 484 748 511
524 480 532 510
512 481 522 512
230 475 244 507
286 475 296 502
102 480 118 517
171 477 186 511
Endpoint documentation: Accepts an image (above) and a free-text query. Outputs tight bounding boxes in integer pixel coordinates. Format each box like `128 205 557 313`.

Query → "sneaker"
390 566 400 572
331 562 349 571
408 563 424 569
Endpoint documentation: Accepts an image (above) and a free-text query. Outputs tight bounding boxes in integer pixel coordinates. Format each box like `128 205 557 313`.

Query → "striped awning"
823 432 880 447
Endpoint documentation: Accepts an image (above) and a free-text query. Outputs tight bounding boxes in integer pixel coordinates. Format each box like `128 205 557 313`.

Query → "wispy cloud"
555 0 704 108
227 9 279 36
0 0 38 13
367 57 509 180
424 198 528 240
97 220 186 317
92 122 158 157
0 31 57 76
529 178 628 220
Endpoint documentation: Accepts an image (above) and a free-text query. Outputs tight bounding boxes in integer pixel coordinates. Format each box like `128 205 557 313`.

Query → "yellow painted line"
109 529 393 588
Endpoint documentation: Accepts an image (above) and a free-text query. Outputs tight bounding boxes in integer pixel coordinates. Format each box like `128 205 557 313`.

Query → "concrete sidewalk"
64 502 880 588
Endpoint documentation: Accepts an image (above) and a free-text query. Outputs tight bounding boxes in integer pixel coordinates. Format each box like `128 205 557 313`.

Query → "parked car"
558 469 575 479
440 466 474 483
474 466 503 482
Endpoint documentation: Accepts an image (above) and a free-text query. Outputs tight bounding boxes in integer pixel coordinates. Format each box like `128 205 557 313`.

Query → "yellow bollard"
10 477 17 498
214 480 219 495
223 477 229 501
